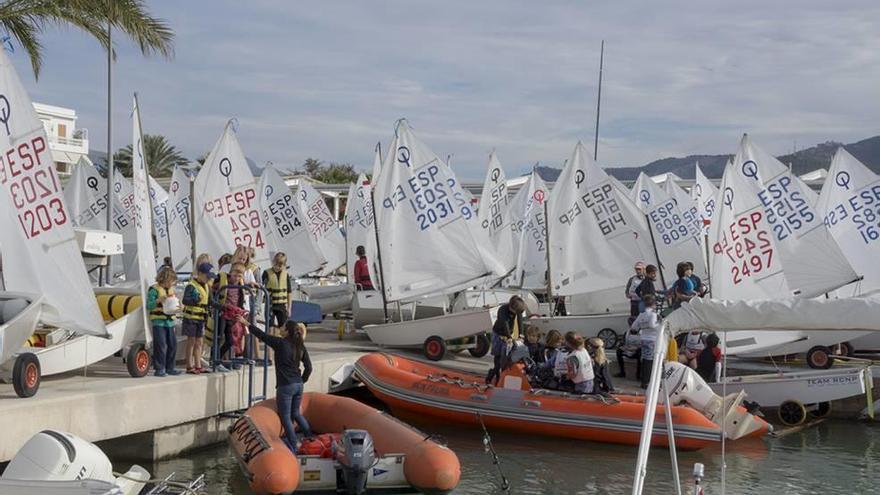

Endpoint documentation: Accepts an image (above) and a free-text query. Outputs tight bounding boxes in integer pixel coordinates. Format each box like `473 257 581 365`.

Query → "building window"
55 162 69 174
57 123 66 138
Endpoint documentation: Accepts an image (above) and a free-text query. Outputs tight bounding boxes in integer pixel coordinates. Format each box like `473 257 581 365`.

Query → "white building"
33 102 89 174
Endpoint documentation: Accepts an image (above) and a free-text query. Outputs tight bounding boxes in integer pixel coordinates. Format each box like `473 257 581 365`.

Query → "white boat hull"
364 308 495 347
297 283 354 315
728 330 871 358
527 313 630 341
352 291 447 328
1 288 146 380
296 454 409 492
709 366 870 408
451 289 540 314
0 292 43 367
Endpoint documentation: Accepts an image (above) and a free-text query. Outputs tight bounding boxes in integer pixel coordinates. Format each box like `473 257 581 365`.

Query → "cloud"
12 0 880 180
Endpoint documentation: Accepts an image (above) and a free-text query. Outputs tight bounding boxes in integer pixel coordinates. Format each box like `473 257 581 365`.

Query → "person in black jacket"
240 316 313 452
486 295 526 385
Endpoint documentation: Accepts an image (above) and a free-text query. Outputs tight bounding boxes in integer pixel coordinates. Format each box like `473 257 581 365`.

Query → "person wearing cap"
625 262 646 318
181 262 217 374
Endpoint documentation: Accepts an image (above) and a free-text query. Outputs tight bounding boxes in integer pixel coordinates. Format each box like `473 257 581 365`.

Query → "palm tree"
0 0 174 77
113 134 189 177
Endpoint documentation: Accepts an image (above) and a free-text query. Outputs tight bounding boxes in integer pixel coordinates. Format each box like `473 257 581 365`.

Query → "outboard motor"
660 361 770 439
335 429 375 495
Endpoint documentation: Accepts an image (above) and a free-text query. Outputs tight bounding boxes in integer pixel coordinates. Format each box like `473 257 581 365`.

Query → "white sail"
817 148 880 295
257 165 326 276
477 152 515 273
130 96 157 342
297 180 346 274
344 173 375 286
64 159 105 229
148 176 170 265
112 170 139 280
193 122 269 266
166 166 193 272
509 171 550 290
0 48 106 336
548 142 654 296
708 135 857 300
371 142 382 184
631 172 705 281
693 162 720 235
373 120 504 302
665 174 703 240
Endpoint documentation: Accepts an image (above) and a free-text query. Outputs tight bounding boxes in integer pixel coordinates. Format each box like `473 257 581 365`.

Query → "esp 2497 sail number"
381 162 473 231
713 211 774 286
0 134 68 239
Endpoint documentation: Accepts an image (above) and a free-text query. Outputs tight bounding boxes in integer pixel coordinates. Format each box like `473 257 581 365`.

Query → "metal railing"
211 284 271 409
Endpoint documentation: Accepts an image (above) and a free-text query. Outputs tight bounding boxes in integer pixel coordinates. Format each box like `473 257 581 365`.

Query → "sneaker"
216 364 231 373
167 369 182 376
231 363 242 370
154 370 167 377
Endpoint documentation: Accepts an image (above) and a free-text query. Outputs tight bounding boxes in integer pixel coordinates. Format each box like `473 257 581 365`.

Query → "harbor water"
146 417 880 494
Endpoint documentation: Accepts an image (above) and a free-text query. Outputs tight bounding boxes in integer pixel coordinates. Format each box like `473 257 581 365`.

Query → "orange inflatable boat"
228 392 460 494
355 353 771 451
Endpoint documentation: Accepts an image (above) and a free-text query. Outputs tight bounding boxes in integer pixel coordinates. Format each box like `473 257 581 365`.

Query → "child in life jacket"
566 334 595 395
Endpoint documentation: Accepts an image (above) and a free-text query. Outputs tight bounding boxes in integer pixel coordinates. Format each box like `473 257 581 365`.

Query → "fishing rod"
476 412 510 494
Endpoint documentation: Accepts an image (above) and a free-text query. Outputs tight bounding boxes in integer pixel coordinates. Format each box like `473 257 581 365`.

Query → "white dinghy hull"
708 366 870 409
352 291 447 329
363 308 496 360
451 289 539 314
528 313 630 348
0 292 43 369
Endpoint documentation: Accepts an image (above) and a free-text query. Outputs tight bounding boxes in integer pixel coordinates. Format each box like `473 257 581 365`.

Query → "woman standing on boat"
486 295 526 385
239 316 313 451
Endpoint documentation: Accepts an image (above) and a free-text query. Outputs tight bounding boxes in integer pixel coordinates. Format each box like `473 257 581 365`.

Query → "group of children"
487 296 614 396
145 246 294 376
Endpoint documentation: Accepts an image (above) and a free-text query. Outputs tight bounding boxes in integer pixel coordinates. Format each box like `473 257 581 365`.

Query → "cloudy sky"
13 1 880 180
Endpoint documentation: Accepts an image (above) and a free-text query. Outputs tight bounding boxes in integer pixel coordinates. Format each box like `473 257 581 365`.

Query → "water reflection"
145 419 880 494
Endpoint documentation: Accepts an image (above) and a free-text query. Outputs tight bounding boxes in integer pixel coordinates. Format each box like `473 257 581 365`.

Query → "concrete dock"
0 322 377 462
1 322 878 463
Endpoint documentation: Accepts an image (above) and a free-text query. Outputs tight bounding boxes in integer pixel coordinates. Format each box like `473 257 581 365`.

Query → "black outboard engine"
335 429 375 494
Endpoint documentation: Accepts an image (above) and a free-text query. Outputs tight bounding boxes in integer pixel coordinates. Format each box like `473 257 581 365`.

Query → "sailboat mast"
593 40 604 161
105 21 114 285
543 198 553 302
369 188 389 322
645 214 668 292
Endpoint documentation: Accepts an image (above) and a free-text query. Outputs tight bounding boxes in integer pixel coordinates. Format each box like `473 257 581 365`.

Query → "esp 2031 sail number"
381 161 473 232
0 128 67 239
712 210 774 285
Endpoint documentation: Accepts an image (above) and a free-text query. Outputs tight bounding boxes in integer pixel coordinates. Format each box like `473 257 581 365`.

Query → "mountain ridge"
536 135 880 182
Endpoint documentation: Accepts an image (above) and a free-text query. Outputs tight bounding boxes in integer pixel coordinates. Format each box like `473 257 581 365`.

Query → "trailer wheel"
424 336 447 361
806 346 834 370
597 329 619 350
12 353 41 398
127 344 150 378
469 333 491 358
778 400 807 426
810 401 832 418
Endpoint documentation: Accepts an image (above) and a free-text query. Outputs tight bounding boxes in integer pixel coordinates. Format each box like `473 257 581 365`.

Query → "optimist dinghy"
355 353 769 450
364 121 508 358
